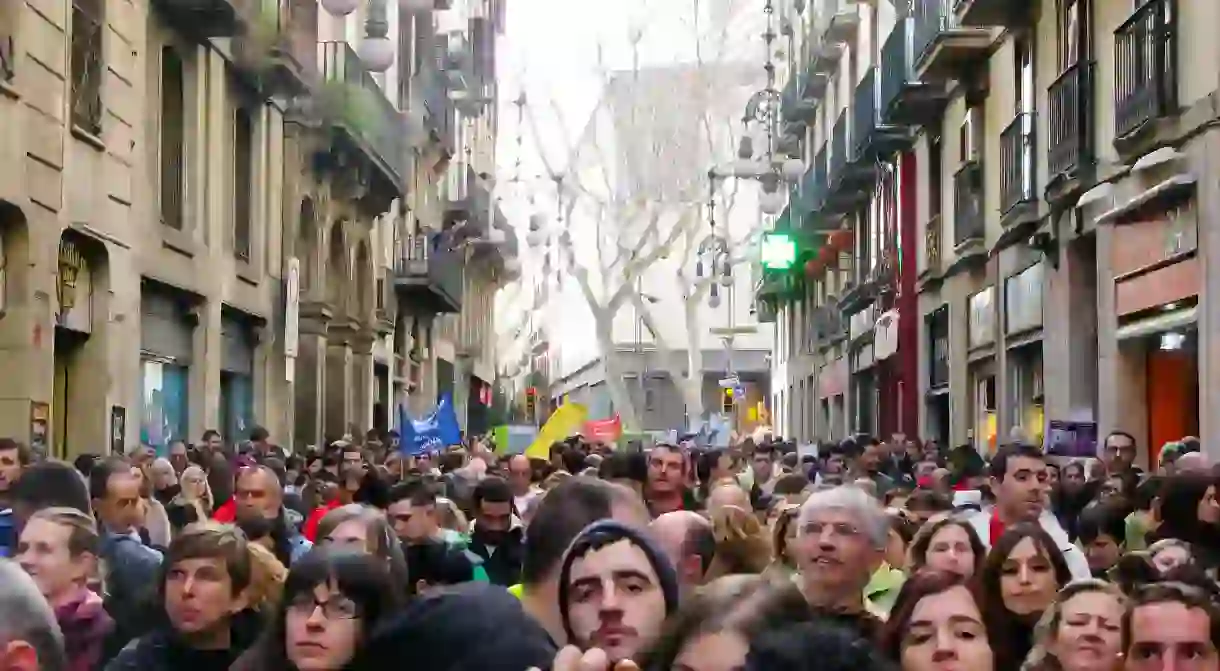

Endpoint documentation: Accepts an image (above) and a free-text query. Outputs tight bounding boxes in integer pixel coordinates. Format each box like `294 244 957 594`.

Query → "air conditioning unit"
961 107 983 164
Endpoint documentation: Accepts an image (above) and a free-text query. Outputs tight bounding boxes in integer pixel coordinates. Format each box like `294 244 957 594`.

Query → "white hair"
0 560 67 671
796 485 890 550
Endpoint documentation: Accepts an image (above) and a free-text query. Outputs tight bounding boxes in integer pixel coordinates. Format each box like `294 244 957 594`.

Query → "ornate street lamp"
359 0 395 72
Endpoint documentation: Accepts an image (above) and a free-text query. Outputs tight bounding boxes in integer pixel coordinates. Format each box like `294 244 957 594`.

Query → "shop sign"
1005 263 1044 335
968 286 995 348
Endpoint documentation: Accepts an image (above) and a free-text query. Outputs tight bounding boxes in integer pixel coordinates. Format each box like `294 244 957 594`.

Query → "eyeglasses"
288 593 360 620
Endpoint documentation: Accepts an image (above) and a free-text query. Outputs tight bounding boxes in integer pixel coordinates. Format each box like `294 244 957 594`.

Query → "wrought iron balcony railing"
913 0 954 66
1047 60 1094 179
999 112 1036 214
1114 0 1177 138
318 41 408 189
879 17 915 121
393 234 464 314
829 110 849 186
852 67 880 158
953 160 984 247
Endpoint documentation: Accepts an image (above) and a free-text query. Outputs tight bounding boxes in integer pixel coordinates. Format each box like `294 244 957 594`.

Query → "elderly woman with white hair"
792 485 900 639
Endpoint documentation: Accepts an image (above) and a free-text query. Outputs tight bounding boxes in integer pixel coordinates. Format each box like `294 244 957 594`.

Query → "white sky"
493 0 774 373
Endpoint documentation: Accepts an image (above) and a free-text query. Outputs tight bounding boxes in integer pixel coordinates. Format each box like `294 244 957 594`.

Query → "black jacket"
467 526 525 587
103 609 261 671
348 582 556 671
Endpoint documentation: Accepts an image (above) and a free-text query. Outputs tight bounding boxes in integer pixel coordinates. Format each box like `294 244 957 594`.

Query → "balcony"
953 0 1034 28
317 41 408 199
799 147 828 217
999 112 1038 229
419 65 456 157
879 16 950 127
913 0 994 82
853 67 908 160
782 75 817 127
1047 60 1094 181
1114 0 1178 141
393 234 463 315
816 0 862 45
826 110 871 214
952 160 985 251
150 0 241 38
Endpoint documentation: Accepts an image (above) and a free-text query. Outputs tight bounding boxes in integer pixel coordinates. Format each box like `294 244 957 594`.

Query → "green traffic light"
760 232 796 270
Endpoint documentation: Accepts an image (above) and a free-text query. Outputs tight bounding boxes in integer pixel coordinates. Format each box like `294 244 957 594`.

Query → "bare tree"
521 0 769 430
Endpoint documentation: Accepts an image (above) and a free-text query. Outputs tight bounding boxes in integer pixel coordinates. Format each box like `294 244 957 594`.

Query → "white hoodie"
964 507 1092 581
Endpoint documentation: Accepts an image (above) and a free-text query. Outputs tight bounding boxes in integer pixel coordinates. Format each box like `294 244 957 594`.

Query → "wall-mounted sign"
110 405 126 455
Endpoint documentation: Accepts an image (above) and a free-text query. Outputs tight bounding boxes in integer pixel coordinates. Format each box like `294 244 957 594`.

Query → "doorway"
52 329 88 459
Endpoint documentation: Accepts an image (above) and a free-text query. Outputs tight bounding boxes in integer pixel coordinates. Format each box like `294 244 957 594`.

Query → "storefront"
1102 182 1200 467
925 306 950 444
468 375 491 436
220 311 257 443
967 286 997 453
140 286 194 451
848 304 878 436
818 356 847 441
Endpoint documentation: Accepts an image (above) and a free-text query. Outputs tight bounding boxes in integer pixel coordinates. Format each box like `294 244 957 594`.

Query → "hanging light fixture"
528 212 546 231
321 0 360 17
526 230 547 248
359 0 394 71
737 135 755 160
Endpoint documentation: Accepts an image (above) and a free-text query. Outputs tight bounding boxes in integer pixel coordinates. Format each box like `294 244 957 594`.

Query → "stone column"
350 329 376 436
294 315 328 449
325 325 354 440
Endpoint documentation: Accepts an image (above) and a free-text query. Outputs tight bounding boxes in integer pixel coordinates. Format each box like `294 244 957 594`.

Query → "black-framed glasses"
287 593 360 620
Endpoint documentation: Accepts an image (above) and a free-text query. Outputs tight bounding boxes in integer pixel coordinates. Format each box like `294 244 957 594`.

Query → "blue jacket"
0 509 15 558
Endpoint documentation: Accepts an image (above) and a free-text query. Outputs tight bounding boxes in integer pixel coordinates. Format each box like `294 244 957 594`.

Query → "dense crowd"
0 426 1217 671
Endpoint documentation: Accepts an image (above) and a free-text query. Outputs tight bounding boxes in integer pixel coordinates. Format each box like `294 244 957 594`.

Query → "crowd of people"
0 426 1217 671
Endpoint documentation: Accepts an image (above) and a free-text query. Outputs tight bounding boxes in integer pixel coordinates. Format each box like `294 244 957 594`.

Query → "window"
0 2 15 84
929 134 943 218
70 0 104 135
140 357 189 451
1057 0 1090 69
1015 36 1035 115
160 47 186 229
233 105 254 260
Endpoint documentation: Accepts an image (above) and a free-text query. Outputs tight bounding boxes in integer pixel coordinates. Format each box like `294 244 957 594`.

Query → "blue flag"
398 393 463 456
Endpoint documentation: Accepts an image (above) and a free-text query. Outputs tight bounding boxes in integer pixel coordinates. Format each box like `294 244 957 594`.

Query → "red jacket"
212 498 237 523
302 500 342 542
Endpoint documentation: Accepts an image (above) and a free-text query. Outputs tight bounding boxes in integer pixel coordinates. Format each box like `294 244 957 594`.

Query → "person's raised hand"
528 645 641 671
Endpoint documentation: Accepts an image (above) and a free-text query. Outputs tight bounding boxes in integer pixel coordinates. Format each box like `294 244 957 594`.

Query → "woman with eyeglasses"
234 549 402 671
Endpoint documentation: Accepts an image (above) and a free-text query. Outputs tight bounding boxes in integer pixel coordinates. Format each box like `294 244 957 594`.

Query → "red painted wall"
895 151 920 439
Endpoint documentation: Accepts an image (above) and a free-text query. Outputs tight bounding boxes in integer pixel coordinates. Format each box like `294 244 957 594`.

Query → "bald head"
707 482 751 514
1174 451 1211 473
649 511 714 592
235 465 283 519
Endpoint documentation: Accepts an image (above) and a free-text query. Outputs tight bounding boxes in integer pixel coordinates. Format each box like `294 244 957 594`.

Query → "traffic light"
760 232 797 270
525 387 537 421
722 387 734 414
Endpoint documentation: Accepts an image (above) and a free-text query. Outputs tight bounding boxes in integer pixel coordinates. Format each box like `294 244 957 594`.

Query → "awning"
1115 306 1198 341
874 309 900 360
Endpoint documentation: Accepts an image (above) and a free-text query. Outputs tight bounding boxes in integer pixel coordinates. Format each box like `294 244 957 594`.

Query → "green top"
864 562 907 616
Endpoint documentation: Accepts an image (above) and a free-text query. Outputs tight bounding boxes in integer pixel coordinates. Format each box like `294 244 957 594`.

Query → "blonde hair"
244 542 287 613
176 465 213 520
1021 579 1127 671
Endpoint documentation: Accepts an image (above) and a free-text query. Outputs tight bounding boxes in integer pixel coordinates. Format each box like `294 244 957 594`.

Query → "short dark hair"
522 477 639 586
166 522 252 596
472 476 512 508
905 489 953 514
988 443 1044 480
87 456 132 502
249 426 270 442
201 429 221 443
754 443 777 459
1077 503 1127 546
388 479 436 507
1104 430 1137 448
11 460 92 515
0 438 32 466
599 451 647 484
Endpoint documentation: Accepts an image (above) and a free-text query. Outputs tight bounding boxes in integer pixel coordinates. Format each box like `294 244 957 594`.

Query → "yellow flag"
525 402 588 459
